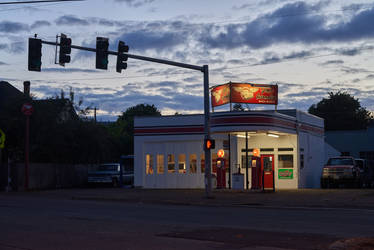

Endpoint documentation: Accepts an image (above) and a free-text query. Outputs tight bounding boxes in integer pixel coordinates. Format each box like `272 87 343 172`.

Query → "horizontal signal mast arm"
42 40 203 72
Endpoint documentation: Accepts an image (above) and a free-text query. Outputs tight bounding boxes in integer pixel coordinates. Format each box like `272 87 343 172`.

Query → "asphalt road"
1 194 374 250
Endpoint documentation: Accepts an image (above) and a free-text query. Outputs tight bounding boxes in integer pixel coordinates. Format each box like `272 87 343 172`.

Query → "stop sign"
21 103 33 116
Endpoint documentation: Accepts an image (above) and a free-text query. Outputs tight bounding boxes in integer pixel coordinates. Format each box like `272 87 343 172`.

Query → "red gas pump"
251 156 262 189
216 149 226 189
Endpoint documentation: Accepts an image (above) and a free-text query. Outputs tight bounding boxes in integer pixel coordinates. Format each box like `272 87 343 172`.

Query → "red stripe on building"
134 126 204 135
211 116 297 129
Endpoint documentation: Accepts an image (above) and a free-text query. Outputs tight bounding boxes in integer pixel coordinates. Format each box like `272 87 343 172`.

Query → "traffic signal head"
96 37 109 70
204 138 215 150
28 38 42 72
59 33 71 66
116 41 129 73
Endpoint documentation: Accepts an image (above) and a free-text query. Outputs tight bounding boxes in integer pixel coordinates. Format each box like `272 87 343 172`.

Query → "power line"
0 0 83 5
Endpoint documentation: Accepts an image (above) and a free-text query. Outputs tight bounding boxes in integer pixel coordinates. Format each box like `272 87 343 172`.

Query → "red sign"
21 103 33 116
231 83 278 105
211 82 278 107
211 83 230 107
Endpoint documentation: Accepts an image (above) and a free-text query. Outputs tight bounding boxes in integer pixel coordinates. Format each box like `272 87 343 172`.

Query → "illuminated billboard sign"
211 82 278 108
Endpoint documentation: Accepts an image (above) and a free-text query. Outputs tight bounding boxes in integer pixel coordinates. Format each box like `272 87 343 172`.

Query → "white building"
134 109 325 189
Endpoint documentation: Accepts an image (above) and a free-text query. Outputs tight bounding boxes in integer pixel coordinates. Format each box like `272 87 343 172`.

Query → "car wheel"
112 178 118 187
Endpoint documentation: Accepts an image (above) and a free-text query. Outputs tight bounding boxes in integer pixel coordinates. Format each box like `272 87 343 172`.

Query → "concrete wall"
3 163 89 191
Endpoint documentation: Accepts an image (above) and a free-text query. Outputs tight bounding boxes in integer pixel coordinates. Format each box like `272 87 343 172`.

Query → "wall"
298 131 324 188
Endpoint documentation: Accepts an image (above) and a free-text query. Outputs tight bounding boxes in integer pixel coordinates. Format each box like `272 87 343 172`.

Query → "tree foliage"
109 104 161 155
308 91 373 130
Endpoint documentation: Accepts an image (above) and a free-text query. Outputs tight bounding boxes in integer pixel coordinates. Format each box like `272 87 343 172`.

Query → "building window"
278 148 294 151
200 153 205 173
167 154 175 173
260 148 274 152
178 154 186 173
278 155 293 168
241 155 252 168
157 154 164 174
300 154 304 169
189 154 197 173
146 154 154 174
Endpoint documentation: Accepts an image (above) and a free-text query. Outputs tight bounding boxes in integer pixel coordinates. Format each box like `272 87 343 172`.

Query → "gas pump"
216 149 226 189
251 148 262 189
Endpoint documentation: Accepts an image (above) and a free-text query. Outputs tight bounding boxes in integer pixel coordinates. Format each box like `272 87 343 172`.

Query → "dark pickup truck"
87 156 134 187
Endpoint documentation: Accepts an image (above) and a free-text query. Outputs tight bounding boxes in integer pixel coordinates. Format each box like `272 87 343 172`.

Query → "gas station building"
133 83 325 190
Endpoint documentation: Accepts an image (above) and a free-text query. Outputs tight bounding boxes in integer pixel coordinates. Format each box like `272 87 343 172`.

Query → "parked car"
321 156 361 188
87 158 134 187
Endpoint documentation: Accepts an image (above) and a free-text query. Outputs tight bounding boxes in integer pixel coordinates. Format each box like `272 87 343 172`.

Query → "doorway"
261 155 274 190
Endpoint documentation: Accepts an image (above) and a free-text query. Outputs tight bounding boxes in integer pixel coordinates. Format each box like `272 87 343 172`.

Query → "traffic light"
28 38 42 72
204 138 215 150
59 33 71 66
96 37 109 70
116 41 129 73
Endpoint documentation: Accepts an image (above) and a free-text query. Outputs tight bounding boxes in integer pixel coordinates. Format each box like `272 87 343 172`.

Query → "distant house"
325 122 374 160
0 81 24 116
0 81 77 123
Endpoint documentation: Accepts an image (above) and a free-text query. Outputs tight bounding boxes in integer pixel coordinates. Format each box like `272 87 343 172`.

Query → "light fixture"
236 134 250 138
267 133 279 138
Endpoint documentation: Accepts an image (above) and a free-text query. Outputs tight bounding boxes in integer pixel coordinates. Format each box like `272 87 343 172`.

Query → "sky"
1 0 374 121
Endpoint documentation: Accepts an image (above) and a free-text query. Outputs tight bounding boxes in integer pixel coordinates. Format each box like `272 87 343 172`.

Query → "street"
1 193 374 250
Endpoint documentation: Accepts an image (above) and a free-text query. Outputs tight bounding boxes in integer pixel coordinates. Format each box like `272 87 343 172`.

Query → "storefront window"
157 154 164 174
200 153 205 173
278 155 293 168
178 154 186 173
189 154 197 173
241 155 252 169
212 153 217 173
167 154 175 173
146 154 154 174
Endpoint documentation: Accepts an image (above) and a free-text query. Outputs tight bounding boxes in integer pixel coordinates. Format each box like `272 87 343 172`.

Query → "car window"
98 165 119 171
327 158 354 166
355 160 364 170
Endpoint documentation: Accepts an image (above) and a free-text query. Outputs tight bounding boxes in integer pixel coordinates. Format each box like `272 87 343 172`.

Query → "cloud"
320 60 344 65
114 0 154 8
341 66 373 74
0 61 7 66
30 20 51 29
55 15 90 26
199 2 374 49
0 21 28 33
0 43 7 50
115 30 184 51
0 41 25 54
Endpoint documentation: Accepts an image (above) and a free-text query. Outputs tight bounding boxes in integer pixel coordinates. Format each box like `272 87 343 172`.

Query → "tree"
308 91 373 130
110 104 161 155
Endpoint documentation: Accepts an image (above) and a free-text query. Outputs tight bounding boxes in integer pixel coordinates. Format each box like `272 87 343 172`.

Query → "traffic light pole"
40 39 213 198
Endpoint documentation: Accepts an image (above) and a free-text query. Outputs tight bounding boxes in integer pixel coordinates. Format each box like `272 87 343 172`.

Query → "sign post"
21 103 33 190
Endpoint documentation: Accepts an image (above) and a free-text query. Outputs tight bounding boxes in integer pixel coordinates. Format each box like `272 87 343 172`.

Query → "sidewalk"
6 188 374 209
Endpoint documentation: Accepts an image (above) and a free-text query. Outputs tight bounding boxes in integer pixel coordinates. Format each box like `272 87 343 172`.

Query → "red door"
261 155 274 190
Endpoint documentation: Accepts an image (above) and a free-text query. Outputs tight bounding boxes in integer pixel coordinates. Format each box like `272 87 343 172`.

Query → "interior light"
236 134 250 138
267 133 279 138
